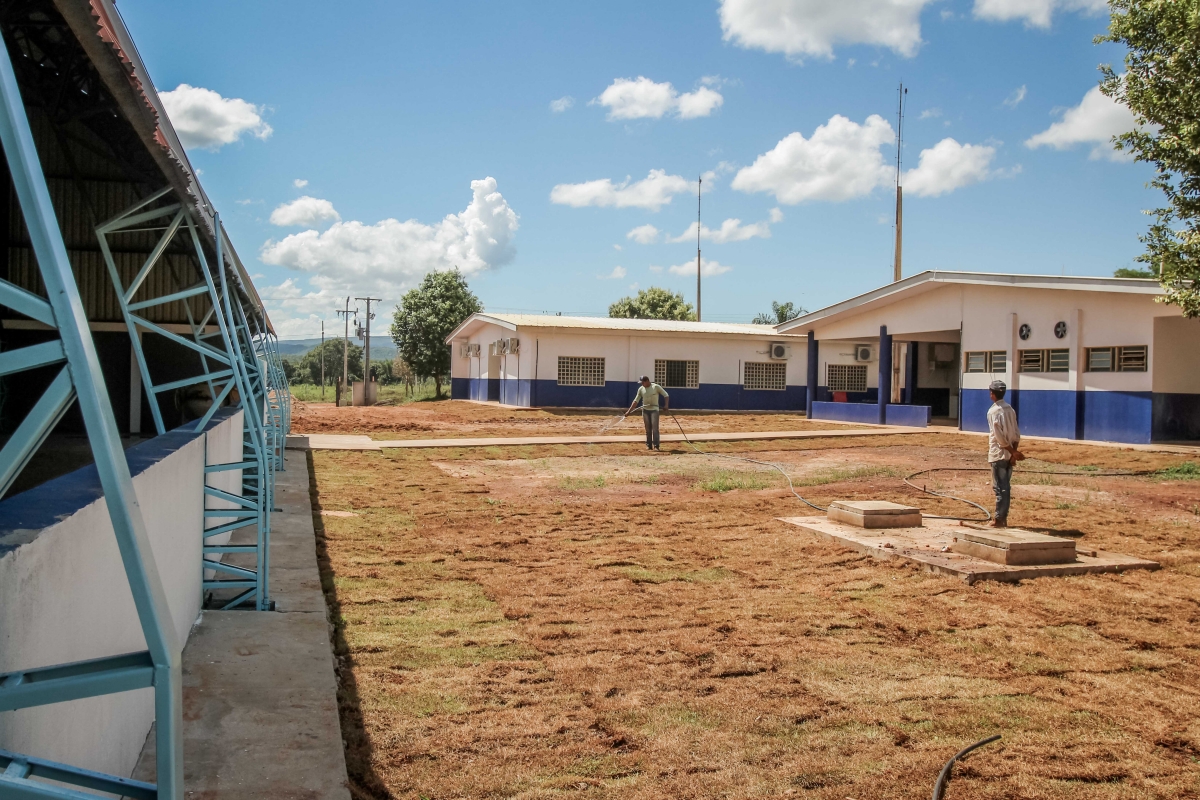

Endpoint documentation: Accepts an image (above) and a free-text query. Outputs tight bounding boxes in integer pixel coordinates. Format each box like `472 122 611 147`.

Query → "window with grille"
557 356 605 386
1020 349 1071 373
826 363 867 393
1019 349 1046 373
1086 346 1147 372
744 361 787 391
965 351 1008 373
654 359 699 388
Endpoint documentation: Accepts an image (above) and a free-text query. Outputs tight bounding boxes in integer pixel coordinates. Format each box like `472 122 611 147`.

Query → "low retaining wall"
0 408 243 778
811 401 930 427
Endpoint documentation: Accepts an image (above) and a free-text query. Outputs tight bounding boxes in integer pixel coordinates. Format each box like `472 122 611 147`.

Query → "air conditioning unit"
460 343 480 358
854 345 874 362
493 338 508 355
460 343 471 358
768 342 791 360
505 337 521 354
468 343 481 357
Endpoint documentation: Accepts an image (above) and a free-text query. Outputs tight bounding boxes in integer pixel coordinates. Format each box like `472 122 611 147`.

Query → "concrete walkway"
286 426 928 451
134 450 351 799
286 424 1200 455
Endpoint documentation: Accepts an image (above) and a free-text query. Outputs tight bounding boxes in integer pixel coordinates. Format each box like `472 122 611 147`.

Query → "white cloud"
973 0 1107 28
1004 85 1028 108
769 207 784 223
732 114 894 203
601 266 628 279
667 257 733 277
269 196 341 227
159 84 272 150
669 217 772 244
260 177 518 331
613 243 623 251
550 95 575 113
627 224 661 244
591 77 723 120
718 0 936 61
1025 84 1138 161
920 108 943 119
551 170 690 211
293 178 309 188
903 139 997 197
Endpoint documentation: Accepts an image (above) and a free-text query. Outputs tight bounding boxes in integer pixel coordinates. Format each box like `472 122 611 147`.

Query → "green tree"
1100 1 1200 315
391 269 482 398
752 301 807 325
608 287 696 320
1114 266 1157 278
298 338 362 386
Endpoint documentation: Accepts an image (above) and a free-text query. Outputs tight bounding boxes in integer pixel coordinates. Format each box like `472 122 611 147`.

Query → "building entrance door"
487 352 501 401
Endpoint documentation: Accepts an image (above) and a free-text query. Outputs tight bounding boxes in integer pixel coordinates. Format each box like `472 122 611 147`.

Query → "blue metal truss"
0 36 182 800
95 198 283 612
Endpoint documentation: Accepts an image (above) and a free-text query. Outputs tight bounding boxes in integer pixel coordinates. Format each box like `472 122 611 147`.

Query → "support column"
128 333 142 434
1009 312 1020 414
878 325 892 425
806 335 818 418
904 342 917 405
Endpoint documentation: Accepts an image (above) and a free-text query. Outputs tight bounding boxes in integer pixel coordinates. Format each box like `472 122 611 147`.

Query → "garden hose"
932 735 1002 800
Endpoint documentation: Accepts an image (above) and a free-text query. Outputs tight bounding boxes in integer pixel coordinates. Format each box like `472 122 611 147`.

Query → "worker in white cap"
626 375 669 451
987 379 1022 527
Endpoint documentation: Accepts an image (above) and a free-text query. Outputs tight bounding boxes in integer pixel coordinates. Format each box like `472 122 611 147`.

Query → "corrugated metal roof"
447 313 806 343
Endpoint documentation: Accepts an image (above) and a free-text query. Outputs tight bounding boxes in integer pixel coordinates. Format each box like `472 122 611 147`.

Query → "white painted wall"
1153 316 1200 394
0 412 242 778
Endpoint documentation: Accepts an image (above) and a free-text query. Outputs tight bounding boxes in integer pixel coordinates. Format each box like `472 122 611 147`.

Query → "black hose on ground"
656 411 1162 522
932 734 1002 800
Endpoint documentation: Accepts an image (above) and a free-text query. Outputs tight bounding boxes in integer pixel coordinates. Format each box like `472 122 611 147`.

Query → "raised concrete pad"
828 500 922 529
286 434 380 451
953 528 1076 565
134 450 350 798
779 516 1159 585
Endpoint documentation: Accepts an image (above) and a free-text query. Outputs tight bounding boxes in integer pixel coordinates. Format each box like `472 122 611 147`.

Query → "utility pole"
893 83 907 283
696 174 702 322
320 320 325 401
335 297 355 406
355 296 382 405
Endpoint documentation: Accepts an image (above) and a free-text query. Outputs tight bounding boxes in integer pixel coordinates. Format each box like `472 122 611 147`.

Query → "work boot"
989 517 1007 528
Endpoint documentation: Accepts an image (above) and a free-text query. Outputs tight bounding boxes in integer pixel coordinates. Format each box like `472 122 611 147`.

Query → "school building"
448 271 1200 445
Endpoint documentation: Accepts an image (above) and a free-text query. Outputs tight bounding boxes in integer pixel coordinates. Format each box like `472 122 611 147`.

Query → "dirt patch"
311 435 1200 799
292 398 856 439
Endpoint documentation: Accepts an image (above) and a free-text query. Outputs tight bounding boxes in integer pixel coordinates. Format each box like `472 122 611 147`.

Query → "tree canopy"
298 338 362 385
1100 0 1200 315
752 301 806 325
391 269 482 397
1114 266 1157 279
608 287 696 321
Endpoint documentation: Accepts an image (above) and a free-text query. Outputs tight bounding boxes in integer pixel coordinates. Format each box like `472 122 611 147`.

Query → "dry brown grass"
310 428 1200 800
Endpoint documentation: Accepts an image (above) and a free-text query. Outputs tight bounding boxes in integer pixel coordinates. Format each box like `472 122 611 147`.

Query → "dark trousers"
991 459 1013 521
643 409 660 449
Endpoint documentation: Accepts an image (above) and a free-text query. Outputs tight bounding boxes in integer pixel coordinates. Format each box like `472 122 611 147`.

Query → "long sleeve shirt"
987 400 1020 463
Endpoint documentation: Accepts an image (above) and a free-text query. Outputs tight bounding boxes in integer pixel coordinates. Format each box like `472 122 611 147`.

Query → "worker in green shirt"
626 375 669 451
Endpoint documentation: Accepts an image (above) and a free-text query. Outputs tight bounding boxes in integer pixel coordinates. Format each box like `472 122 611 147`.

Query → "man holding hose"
626 375 669 451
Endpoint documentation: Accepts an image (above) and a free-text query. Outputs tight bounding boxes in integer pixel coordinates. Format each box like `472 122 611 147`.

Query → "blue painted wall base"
452 379 806 411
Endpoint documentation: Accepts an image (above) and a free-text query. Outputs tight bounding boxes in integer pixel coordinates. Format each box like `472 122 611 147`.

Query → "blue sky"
118 0 1150 336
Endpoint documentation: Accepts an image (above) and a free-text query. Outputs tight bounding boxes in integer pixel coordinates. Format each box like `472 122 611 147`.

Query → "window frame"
654 359 699 389
744 361 788 391
556 356 606 386
1086 345 1147 373
825 363 867 393
964 350 1009 373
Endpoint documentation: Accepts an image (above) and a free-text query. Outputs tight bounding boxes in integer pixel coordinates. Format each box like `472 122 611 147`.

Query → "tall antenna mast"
696 174 702 322
893 83 907 283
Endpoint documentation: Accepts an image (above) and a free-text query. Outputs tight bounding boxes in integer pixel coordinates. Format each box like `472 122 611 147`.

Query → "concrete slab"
286 426 926 451
134 450 350 799
778 516 1159 585
286 434 380 451
827 500 922 529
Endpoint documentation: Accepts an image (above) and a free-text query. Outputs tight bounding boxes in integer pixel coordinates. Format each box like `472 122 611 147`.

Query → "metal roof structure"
447 312 807 342
776 270 1165 334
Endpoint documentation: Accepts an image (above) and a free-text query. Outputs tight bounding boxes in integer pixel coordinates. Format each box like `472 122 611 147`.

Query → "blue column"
904 342 917 404
806 334 818 418
878 326 892 424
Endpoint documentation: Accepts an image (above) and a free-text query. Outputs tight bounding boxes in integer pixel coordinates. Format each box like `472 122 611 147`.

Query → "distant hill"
277 336 396 362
